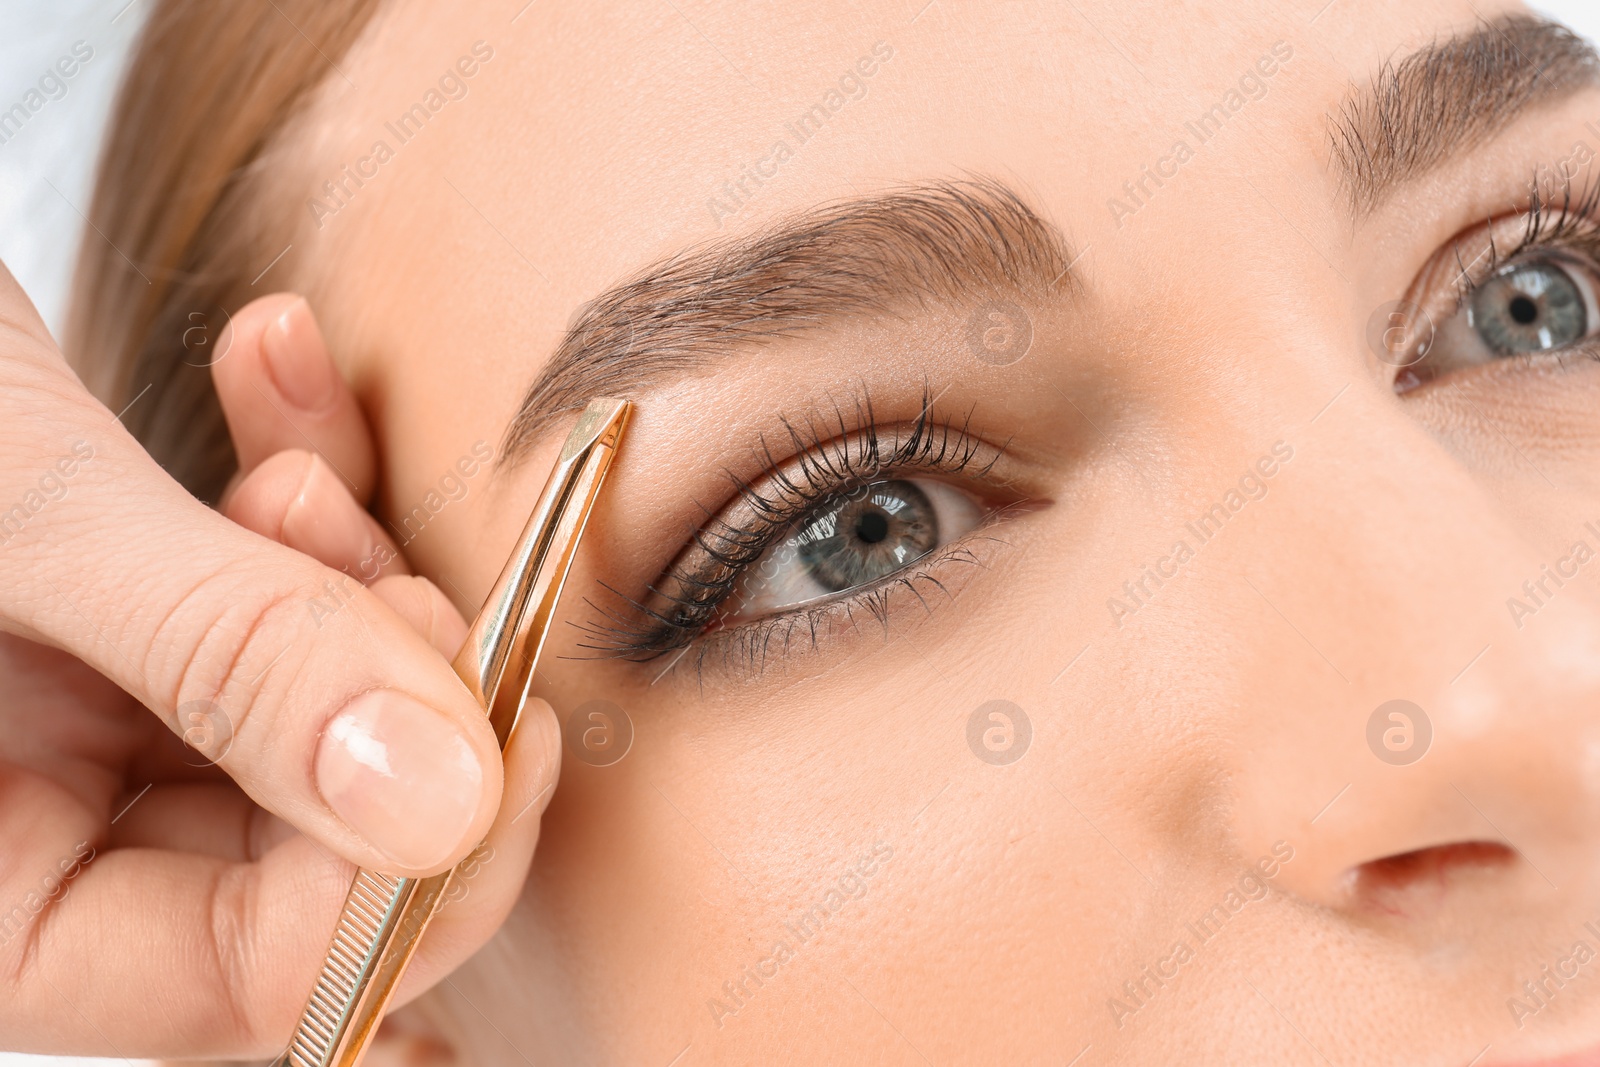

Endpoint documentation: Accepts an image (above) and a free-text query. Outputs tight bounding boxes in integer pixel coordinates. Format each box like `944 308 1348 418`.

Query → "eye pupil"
1509 294 1538 324
854 510 890 544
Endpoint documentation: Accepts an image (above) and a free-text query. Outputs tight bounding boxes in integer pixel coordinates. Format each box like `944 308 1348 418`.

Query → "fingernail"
262 297 339 412
282 454 374 573
316 690 485 870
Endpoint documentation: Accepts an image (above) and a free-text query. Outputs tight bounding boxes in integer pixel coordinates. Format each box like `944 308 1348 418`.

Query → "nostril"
1345 841 1516 916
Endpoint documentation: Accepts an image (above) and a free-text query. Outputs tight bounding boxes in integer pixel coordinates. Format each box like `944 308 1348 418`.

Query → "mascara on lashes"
574 392 1005 665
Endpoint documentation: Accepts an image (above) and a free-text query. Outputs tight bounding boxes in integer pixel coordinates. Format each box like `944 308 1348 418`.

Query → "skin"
8 0 1600 1063
227 0 1600 1062
218 0 1600 1062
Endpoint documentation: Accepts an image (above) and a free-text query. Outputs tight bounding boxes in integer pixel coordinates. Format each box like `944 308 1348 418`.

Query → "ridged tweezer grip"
282 871 415 1067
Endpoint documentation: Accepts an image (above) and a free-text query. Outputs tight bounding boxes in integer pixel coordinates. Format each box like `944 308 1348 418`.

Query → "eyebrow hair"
499 178 1075 465
1329 14 1600 215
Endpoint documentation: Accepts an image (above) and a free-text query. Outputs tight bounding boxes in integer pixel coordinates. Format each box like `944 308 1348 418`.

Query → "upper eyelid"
1453 177 1600 289
1401 184 1600 332
711 423 1004 544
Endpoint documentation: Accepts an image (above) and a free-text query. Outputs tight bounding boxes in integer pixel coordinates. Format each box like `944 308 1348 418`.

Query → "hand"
0 269 559 1060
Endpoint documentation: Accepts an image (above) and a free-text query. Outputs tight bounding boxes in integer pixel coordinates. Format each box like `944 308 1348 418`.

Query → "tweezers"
273 397 631 1067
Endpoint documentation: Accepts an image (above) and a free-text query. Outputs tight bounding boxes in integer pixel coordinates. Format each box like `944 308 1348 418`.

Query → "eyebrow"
499 178 1075 466
1330 14 1600 215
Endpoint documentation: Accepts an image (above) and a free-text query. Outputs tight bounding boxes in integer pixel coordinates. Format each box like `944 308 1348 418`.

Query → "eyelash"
573 387 1008 674
1449 170 1600 307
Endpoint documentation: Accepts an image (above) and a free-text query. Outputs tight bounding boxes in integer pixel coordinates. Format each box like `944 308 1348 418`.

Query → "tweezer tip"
559 397 631 462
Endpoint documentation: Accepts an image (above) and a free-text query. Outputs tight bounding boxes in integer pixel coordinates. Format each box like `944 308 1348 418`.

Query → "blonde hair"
65 0 383 502
71 10 551 1057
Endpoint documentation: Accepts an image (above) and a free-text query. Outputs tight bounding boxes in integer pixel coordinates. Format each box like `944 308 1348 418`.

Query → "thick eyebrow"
499 178 1075 465
1330 14 1600 216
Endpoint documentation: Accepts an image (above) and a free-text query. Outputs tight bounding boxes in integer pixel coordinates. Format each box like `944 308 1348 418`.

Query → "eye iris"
1471 262 1587 355
795 479 938 593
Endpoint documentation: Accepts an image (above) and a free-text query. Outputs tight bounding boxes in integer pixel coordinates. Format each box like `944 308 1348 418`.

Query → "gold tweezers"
274 398 630 1067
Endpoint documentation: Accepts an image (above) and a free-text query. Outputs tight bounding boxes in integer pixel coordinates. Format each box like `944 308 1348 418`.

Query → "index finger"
0 261 508 879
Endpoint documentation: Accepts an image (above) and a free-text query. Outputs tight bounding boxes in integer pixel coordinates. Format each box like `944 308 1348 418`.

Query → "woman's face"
273 0 1600 1061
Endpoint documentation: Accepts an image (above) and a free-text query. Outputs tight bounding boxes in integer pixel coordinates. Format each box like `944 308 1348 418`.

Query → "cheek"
522 610 1165 1060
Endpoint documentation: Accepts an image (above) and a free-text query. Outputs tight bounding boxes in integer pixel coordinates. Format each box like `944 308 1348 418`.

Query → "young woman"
7 0 1600 1063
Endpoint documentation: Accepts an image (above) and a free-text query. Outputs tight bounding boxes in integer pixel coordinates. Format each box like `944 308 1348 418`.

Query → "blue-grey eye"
795 480 939 593
1404 255 1600 392
719 476 986 624
1470 261 1588 355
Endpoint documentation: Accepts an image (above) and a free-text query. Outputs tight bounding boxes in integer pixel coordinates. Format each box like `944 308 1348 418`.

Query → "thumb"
0 262 501 875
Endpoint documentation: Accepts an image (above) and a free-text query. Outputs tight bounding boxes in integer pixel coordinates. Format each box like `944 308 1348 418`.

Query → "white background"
1 1 1598 1064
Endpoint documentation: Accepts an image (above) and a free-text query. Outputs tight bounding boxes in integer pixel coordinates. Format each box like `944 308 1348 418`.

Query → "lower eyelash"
570 387 1006 667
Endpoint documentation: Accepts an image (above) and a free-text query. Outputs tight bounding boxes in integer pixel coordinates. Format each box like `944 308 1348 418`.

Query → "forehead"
277 0 1513 500
288 0 1504 308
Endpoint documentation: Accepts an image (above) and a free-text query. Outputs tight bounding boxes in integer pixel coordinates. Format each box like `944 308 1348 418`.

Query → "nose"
1223 378 1600 911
